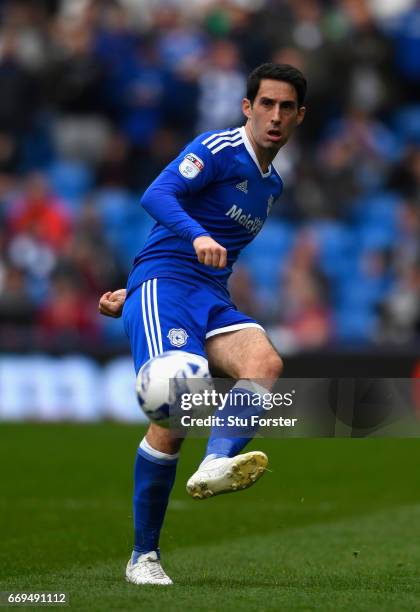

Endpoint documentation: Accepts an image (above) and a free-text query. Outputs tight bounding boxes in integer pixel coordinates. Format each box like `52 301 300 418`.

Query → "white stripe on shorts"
205 322 265 339
152 279 163 354
146 280 159 357
141 282 154 359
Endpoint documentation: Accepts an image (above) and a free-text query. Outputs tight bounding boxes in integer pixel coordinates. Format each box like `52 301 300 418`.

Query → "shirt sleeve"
140 135 220 243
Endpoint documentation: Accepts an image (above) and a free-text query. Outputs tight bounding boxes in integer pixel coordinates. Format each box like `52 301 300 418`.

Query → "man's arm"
140 136 227 269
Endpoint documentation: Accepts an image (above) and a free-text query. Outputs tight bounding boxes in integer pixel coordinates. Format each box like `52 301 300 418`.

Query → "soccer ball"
136 350 213 425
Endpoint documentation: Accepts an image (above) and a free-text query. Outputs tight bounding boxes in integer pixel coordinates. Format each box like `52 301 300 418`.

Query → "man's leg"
133 424 183 557
205 327 283 457
186 328 283 498
127 424 182 585
123 279 209 583
206 327 282 381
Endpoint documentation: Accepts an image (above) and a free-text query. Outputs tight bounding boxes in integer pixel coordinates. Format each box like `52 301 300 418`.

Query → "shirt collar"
239 125 272 178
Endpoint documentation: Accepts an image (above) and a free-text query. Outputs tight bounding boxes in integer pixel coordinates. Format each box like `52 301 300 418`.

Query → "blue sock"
203 381 267 462
132 438 178 562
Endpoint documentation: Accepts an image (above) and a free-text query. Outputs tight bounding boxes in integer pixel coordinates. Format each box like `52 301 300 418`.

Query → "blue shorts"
123 277 264 373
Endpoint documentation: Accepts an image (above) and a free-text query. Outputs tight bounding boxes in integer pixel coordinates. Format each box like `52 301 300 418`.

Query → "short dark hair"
246 63 307 108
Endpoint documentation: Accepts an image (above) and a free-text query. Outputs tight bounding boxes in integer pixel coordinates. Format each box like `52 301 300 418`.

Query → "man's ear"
296 106 306 126
242 97 252 120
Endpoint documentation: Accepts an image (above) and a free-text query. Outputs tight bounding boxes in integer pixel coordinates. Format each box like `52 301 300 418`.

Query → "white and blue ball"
136 350 213 425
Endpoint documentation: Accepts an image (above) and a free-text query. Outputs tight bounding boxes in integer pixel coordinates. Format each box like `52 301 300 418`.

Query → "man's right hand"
98 289 126 318
193 236 227 269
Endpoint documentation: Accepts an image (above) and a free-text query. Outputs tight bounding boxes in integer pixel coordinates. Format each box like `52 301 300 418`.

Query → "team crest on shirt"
179 153 204 179
167 328 189 347
267 194 274 215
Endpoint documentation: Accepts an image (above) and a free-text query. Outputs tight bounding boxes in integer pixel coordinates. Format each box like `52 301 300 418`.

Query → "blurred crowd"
0 0 419 353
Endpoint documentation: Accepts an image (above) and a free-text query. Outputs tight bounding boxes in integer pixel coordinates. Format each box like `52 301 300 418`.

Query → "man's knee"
264 352 284 378
238 349 283 379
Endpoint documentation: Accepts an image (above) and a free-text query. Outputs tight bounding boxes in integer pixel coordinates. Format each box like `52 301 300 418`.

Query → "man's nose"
271 106 281 123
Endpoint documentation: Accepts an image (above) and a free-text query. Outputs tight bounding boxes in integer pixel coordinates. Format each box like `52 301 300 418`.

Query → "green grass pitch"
1 424 420 611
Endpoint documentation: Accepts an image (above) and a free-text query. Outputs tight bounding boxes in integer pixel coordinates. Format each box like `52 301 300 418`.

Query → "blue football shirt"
126 126 283 297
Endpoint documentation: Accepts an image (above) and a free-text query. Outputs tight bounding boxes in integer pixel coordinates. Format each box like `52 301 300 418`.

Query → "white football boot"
126 551 173 585
186 451 268 500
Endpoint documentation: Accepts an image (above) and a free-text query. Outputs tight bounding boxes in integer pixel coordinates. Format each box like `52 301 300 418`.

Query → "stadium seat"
94 188 133 225
93 189 154 269
351 192 400 229
349 193 401 254
244 220 295 259
93 188 135 248
334 306 377 343
358 226 396 251
393 105 420 144
48 160 93 210
307 220 356 279
241 220 295 296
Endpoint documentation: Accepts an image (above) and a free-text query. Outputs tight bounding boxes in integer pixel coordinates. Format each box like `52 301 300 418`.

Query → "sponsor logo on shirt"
179 153 204 179
225 204 263 236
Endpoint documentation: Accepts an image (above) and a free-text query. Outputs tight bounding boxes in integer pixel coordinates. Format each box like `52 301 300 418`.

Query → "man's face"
242 79 306 152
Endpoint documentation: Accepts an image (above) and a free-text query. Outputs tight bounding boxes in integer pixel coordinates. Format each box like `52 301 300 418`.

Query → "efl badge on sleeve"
179 153 204 179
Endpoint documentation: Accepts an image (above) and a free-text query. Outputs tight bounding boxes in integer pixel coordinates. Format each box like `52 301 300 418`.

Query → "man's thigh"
205 327 282 380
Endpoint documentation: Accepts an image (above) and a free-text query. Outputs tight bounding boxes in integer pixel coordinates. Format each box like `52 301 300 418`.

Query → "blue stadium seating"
307 220 356 279
241 220 295 296
334 306 377 343
94 189 154 268
48 160 93 210
393 105 420 144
